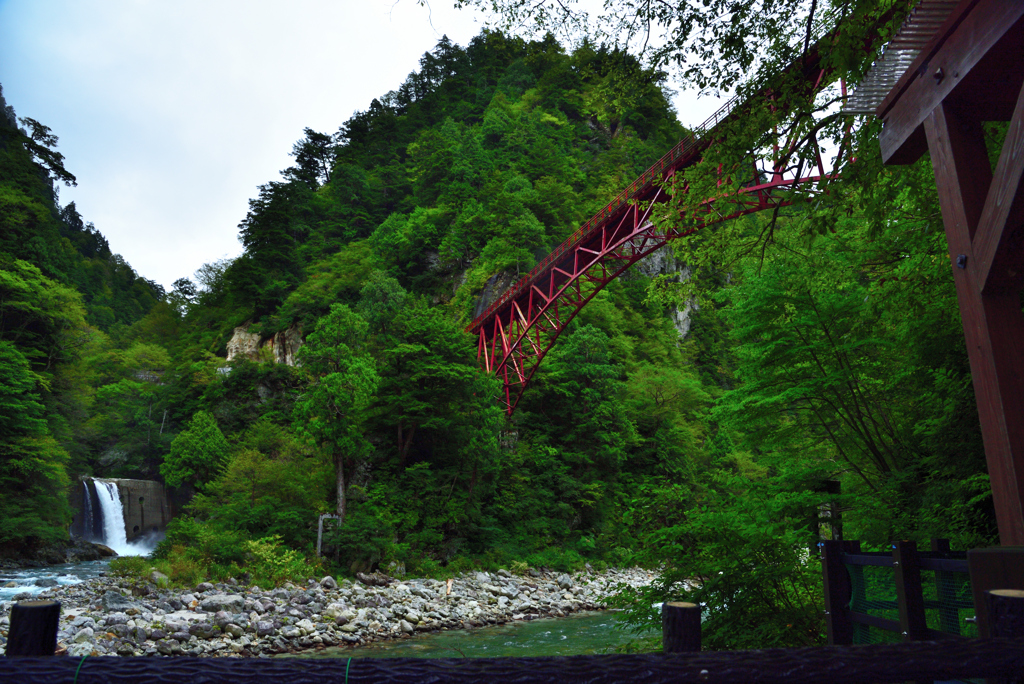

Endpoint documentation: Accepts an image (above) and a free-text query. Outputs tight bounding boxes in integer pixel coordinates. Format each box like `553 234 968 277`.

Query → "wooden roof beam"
878 0 1024 165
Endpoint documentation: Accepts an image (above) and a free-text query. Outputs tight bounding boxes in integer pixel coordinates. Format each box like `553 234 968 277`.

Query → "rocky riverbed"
0 567 653 658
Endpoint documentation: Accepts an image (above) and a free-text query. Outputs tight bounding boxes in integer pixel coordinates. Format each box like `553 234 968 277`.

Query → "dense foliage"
0 16 1000 650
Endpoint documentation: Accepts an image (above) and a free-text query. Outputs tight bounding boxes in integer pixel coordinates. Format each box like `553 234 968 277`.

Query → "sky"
0 0 725 291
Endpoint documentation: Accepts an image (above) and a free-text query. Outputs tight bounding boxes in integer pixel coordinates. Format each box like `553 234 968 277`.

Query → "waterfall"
81 480 95 542
92 480 155 556
94 480 128 552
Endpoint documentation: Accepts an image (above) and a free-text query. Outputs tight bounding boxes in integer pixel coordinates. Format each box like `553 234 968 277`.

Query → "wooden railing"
2 636 1024 683
821 538 977 645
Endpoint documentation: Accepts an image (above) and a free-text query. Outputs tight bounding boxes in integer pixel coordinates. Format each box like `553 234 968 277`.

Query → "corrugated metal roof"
845 0 959 115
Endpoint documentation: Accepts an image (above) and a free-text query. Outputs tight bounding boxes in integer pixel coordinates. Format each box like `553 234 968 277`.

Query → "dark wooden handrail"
2 637 1024 683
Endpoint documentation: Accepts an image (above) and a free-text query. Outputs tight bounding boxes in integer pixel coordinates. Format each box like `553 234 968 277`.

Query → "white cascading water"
92 480 155 556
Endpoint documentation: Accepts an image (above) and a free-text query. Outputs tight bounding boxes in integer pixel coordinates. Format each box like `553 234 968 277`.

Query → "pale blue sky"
0 1 722 289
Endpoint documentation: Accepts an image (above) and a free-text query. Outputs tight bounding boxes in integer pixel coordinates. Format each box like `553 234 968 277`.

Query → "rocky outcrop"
225 327 261 362
225 324 303 366
263 325 303 366
472 271 519 320
0 538 111 569
626 245 697 339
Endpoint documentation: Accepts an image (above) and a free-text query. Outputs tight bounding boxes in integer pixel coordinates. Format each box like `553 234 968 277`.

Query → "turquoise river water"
296 611 652 659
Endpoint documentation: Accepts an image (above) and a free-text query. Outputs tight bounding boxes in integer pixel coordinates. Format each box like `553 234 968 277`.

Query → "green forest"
0 14 1000 649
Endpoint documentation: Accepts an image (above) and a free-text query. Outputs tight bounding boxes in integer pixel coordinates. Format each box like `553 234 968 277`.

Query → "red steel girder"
468 41 843 415
472 168 829 415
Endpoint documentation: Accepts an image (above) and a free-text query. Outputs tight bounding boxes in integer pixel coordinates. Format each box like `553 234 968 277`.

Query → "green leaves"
295 303 379 446
161 410 231 489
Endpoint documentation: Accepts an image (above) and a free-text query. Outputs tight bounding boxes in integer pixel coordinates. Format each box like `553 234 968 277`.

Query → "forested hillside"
0 26 998 650
0 85 164 547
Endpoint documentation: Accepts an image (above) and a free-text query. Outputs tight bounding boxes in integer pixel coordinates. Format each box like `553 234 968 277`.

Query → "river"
0 559 112 603
293 610 653 659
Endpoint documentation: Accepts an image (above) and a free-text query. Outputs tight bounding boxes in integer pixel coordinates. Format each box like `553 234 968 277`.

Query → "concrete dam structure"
70 478 174 551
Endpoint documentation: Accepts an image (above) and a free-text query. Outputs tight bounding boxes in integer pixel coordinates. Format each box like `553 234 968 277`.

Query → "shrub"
163 546 205 587
244 535 317 586
108 556 148 578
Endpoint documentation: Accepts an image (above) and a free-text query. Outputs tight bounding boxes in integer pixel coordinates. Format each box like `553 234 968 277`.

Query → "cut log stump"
988 589 1024 639
5 600 60 656
662 601 701 653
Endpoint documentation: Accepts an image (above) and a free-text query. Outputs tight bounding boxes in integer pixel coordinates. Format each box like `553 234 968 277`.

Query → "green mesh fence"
846 559 980 684
920 568 978 639
849 564 902 645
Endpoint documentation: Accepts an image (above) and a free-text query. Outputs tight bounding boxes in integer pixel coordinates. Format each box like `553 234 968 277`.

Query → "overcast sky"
0 0 724 290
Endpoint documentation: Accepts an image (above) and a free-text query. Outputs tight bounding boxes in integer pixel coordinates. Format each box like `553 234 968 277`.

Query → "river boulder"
100 590 137 611
91 543 117 557
188 622 219 639
200 594 244 613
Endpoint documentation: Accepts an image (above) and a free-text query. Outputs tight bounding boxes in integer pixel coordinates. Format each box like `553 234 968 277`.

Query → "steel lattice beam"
472 163 830 414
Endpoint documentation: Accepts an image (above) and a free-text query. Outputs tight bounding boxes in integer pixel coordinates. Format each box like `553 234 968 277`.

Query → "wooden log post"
662 602 701 653
5 600 60 657
893 540 928 642
987 589 1024 639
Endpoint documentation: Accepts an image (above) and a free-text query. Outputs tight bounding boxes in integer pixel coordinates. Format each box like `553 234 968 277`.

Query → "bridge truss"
467 70 838 414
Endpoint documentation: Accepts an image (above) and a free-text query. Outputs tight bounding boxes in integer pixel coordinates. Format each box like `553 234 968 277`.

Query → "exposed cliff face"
625 245 698 339
225 327 261 362
225 324 303 366
472 271 519 320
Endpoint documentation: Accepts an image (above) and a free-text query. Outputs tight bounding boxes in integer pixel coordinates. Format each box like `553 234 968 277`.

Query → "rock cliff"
225 324 302 366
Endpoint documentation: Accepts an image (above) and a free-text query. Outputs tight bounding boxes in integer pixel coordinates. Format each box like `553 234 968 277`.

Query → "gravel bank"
0 567 653 657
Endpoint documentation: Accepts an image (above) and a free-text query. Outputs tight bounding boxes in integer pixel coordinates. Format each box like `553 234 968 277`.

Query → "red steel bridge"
467 43 840 415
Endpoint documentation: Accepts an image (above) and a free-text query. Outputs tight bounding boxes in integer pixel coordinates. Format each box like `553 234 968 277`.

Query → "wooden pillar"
821 539 853 645
877 0 1024 547
5 600 60 656
923 88 1024 546
893 540 928 641
967 546 1024 638
662 602 701 653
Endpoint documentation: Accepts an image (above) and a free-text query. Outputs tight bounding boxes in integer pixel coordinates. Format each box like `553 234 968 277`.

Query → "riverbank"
0 538 116 570
0 567 653 657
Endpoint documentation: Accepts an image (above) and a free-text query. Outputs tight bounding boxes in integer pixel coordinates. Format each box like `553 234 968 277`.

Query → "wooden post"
662 602 701 653
5 600 60 656
821 539 853 645
893 540 928 641
986 589 1024 638
923 98 1024 547
316 514 338 558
